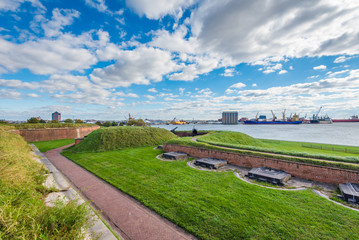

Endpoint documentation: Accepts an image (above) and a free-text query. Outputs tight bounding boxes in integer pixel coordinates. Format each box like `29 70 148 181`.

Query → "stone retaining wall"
163 143 359 184
11 126 100 142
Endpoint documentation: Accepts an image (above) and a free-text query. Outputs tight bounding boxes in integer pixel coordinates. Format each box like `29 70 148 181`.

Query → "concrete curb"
30 144 119 240
312 189 359 212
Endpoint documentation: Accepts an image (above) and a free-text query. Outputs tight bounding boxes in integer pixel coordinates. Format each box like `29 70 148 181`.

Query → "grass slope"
32 139 75 152
63 147 359 240
195 132 359 165
72 126 177 152
166 137 359 171
0 128 90 239
197 131 266 147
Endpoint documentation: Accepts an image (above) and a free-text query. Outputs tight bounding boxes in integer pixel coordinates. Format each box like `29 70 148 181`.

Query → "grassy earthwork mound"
197 131 266 147
72 126 177 152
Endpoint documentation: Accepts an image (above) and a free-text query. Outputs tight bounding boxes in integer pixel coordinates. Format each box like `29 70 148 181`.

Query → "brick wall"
11 126 100 142
163 143 359 184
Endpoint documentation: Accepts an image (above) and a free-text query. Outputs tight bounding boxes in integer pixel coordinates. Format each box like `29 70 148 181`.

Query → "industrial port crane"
313 106 322 120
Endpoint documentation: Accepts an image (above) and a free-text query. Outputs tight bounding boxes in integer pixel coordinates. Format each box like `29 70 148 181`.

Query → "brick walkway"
44 145 195 240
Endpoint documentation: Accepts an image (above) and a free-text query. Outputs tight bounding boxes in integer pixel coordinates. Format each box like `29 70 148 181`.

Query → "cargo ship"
244 110 302 125
332 115 359 123
310 107 332 124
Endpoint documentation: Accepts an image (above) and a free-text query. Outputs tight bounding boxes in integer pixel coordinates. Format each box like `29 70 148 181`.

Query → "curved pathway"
44 145 196 240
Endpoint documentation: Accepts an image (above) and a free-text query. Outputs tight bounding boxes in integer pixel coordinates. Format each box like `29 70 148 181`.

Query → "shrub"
64 119 73 123
27 117 40 123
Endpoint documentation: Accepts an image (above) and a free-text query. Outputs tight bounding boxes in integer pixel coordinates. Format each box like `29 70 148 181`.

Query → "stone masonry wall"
11 126 100 142
163 143 359 184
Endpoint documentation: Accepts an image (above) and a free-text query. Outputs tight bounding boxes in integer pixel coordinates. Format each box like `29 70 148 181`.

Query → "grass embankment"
0 128 91 239
194 131 359 165
166 137 359 171
63 146 359 240
72 126 177 152
32 139 75 152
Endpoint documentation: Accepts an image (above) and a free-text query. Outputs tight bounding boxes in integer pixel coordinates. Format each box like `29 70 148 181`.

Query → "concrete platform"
194 158 227 169
162 152 188 160
247 167 291 186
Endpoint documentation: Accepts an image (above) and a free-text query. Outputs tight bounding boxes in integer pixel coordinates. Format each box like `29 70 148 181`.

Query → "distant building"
339 183 359 204
52 111 61 121
222 111 238 124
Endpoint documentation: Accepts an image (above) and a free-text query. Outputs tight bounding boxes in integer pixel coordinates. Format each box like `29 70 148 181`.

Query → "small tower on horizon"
52 111 61 121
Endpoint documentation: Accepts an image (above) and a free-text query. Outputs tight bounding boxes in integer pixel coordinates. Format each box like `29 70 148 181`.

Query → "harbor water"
153 122 359 147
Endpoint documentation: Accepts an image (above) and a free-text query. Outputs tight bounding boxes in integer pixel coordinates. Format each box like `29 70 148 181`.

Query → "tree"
103 121 111 127
39 119 46 123
136 119 146 126
75 119 84 123
112 121 117 126
27 117 40 123
64 118 73 123
96 121 102 126
126 119 147 126
51 120 59 123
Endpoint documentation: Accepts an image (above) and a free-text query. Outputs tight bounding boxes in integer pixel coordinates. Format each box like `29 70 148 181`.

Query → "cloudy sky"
1 0 359 121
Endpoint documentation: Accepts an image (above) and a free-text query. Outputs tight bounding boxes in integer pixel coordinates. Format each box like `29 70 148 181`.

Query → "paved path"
44 145 196 240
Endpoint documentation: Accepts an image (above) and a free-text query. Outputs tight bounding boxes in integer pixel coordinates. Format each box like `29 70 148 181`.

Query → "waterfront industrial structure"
222 111 238 125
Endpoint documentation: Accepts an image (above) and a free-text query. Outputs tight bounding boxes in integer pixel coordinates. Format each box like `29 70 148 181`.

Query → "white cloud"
313 65 327 70
334 56 352 63
115 92 139 98
188 1 359 66
27 93 39 98
90 46 178 87
126 0 196 19
85 0 111 14
168 55 220 81
229 82 246 89
225 88 237 95
144 95 155 100
0 89 21 99
221 68 236 77
148 88 158 93
35 8 80 37
278 70 288 74
0 30 113 75
179 87 185 95
0 0 45 12
326 69 350 78
149 26 197 54
252 83 257 87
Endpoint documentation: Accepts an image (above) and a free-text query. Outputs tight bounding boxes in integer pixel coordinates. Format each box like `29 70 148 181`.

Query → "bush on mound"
197 131 266 147
72 126 177 152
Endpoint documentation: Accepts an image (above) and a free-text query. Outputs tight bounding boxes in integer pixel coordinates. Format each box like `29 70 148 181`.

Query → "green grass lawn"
32 139 75 152
63 147 359 240
259 139 359 157
195 131 359 164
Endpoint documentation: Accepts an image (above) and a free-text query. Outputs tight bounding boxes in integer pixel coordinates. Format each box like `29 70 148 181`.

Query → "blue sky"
1 0 359 121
